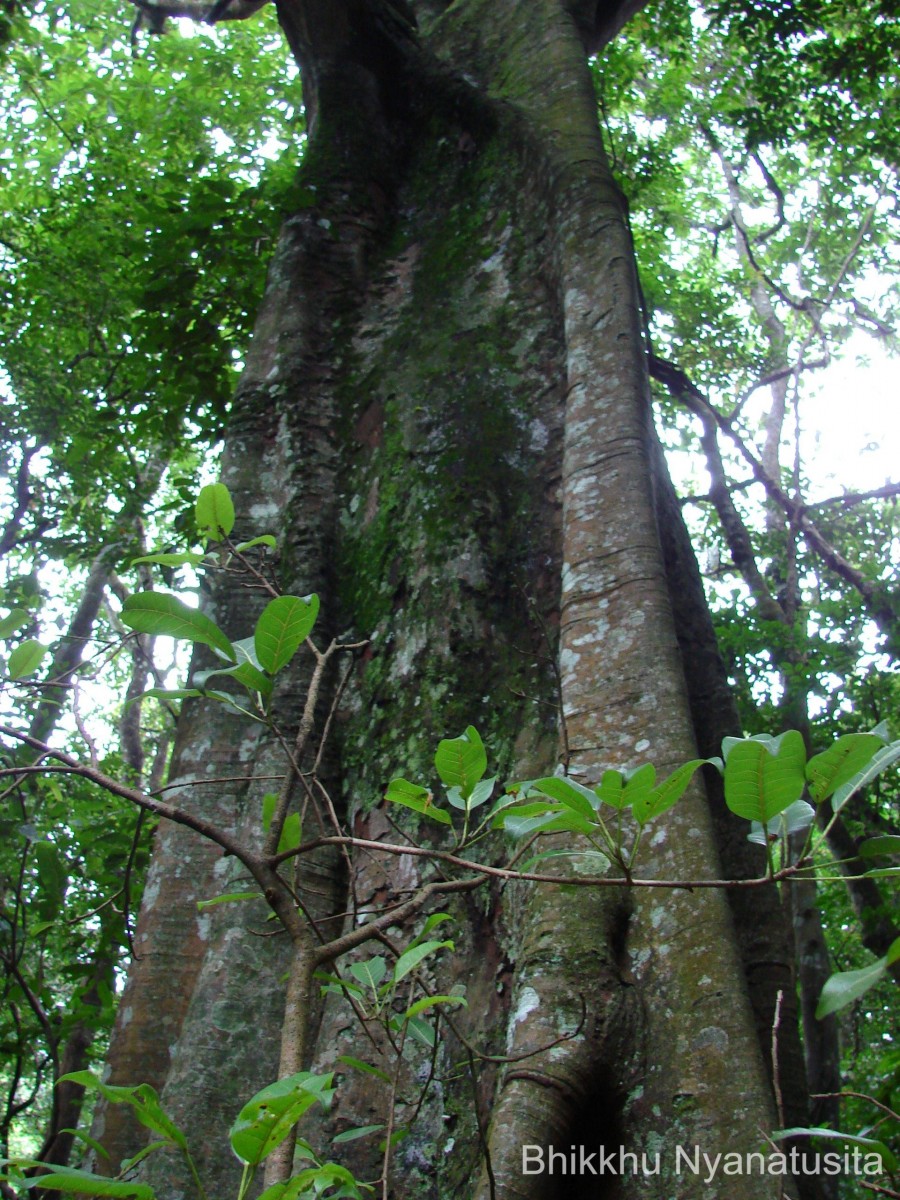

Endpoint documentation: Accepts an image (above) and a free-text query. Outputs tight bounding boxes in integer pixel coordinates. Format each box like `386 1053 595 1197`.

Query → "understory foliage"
0 0 898 1193
2 482 899 1198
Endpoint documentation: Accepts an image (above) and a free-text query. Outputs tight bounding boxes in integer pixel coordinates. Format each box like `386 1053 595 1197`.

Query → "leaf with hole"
385 778 451 824
229 1072 334 1167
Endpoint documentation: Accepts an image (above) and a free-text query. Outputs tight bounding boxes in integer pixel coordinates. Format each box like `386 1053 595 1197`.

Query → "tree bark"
98 2 795 1197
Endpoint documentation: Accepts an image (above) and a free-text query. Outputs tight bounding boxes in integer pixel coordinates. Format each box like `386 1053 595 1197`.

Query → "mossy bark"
98 2 799 1198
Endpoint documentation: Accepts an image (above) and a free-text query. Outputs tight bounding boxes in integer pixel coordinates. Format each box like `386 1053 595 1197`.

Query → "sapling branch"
287 832 806 890
263 637 333 856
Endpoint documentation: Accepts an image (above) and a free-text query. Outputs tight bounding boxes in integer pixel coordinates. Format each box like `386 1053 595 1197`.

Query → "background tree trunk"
98 2 800 1197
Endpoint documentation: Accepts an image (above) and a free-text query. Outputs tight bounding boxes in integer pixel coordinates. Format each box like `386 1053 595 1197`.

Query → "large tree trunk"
97 2 796 1197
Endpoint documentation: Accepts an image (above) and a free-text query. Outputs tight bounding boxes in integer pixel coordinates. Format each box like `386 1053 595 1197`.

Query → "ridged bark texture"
97 2 793 1198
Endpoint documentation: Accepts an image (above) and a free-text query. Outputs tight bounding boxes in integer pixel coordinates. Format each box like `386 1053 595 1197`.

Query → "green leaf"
632 759 706 824
831 741 900 811
58 1129 109 1160
125 687 204 708
0 609 30 638
121 593 235 663
815 957 888 1019
771 1129 897 1172
229 1072 334 1167
277 812 302 855
530 776 600 819
195 482 235 540
317 974 364 1000
806 733 886 802
131 552 205 568
0 1162 154 1198
385 778 451 825
723 731 806 823
859 835 900 857
57 1075 187 1149
392 939 452 984
465 775 496 810
336 1056 391 1084
621 762 656 813
8 639 47 679
595 769 629 809
233 535 277 553
416 913 454 940
34 842 67 921
256 1162 364 1200
196 891 260 912
518 848 610 871
348 957 387 991
445 785 467 811
254 594 319 674
332 1124 385 1144
404 1015 435 1048
402 994 467 1020
120 1141 171 1173
434 727 487 800
747 799 816 846
498 802 597 839
193 661 273 698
